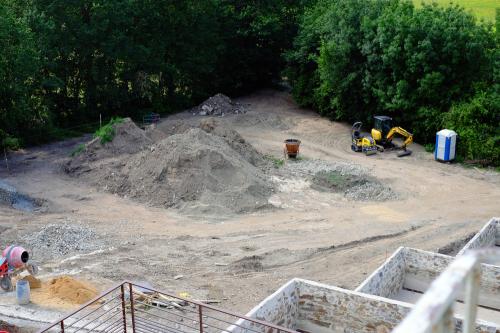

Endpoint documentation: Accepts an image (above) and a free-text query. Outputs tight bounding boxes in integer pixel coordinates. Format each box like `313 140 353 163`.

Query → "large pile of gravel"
23 223 102 259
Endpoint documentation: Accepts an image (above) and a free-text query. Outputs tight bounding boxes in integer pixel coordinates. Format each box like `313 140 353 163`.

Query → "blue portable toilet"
435 129 457 162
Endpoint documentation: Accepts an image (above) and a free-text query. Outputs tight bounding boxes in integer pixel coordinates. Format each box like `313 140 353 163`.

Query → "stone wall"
355 247 406 298
296 279 411 333
230 279 299 333
237 278 499 333
458 218 499 256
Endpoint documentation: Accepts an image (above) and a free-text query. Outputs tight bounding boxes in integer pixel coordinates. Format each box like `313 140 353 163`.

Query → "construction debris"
194 94 246 116
23 222 102 259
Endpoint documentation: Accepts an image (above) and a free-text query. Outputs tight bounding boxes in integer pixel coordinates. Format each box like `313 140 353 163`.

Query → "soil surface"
0 90 499 328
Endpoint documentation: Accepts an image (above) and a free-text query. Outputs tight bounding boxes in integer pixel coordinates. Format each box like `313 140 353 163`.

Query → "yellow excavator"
370 116 413 157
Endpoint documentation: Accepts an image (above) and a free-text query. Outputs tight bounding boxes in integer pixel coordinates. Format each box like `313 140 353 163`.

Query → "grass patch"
94 117 124 144
312 170 367 192
265 155 285 168
70 143 85 157
424 143 435 153
414 0 498 22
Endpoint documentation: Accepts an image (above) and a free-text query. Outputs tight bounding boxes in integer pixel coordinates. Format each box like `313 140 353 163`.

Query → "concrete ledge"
458 218 499 256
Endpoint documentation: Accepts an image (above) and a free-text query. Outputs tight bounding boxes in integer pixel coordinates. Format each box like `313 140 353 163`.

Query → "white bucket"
16 279 30 305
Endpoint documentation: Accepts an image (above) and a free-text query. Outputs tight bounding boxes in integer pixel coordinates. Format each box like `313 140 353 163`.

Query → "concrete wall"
458 218 499 256
356 247 500 310
356 247 406 298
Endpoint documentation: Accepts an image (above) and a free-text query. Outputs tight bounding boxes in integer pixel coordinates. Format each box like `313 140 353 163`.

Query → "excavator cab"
371 116 393 144
371 115 413 157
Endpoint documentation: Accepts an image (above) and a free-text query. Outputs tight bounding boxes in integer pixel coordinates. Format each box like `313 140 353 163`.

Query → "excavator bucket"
397 149 412 157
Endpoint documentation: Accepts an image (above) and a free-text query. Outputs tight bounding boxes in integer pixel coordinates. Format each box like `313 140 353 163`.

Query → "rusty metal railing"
38 281 299 333
393 248 500 333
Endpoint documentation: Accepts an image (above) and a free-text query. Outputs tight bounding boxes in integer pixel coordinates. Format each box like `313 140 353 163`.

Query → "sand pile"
65 118 152 174
101 128 272 214
21 275 42 289
195 93 245 116
47 276 98 304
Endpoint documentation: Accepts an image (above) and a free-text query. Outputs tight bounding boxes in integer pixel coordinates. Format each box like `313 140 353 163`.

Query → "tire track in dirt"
236 225 424 274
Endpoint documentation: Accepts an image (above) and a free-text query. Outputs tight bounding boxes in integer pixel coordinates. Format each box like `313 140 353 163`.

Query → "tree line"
286 0 498 165
1 0 308 147
1 0 498 165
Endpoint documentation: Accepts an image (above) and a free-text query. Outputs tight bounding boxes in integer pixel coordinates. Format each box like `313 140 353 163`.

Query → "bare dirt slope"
0 90 498 325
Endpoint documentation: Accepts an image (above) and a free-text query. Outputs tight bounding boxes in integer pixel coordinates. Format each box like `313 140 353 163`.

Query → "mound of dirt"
230 255 264 273
312 170 398 201
156 118 266 166
276 160 398 202
47 276 98 304
65 118 152 174
100 128 272 214
199 118 266 166
194 93 245 116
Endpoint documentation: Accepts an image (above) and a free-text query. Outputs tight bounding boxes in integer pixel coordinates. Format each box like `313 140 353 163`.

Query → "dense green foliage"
1 0 309 147
443 91 499 165
0 1 46 148
286 0 498 165
1 0 498 166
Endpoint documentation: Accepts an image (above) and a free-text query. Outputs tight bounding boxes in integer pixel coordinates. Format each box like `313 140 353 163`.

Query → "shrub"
94 117 124 144
443 91 499 166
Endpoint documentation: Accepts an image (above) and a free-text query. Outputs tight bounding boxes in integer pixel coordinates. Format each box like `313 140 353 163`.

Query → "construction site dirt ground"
0 90 499 327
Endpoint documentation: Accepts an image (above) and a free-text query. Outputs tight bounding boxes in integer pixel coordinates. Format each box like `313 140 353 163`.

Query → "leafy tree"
0 1 46 147
443 91 499 165
362 2 495 141
214 0 311 94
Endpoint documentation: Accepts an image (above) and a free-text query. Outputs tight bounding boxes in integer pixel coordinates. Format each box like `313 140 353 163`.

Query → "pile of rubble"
23 222 103 259
194 93 246 116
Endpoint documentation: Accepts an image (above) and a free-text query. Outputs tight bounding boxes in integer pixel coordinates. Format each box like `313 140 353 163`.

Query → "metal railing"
38 281 299 333
393 248 500 333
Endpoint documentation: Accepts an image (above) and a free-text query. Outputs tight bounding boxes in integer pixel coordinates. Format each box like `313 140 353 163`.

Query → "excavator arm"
386 127 413 149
